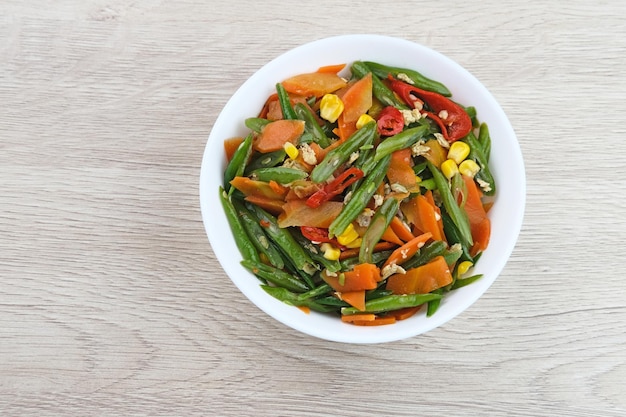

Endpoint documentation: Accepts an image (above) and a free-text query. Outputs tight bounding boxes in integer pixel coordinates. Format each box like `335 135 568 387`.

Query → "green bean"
443 243 463 266
340 249 394 270
365 287 393 301
223 133 253 193
341 293 442 315
291 229 341 273
360 197 400 263
478 122 491 162
241 260 309 293
328 154 391 237
374 125 429 161
419 178 436 191
441 212 474 264
296 283 332 301
245 117 271 133
310 121 376 183
463 131 496 196
402 240 447 270
232 199 285 269
451 274 483 290
276 82 297 120
363 61 452 97
247 204 317 275
428 161 473 247
351 61 409 109
293 103 331 148
314 296 349 308
262 285 333 313
218 188 260 262
464 105 479 128
249 167 308 184
244 149 286 174
426 289 443 317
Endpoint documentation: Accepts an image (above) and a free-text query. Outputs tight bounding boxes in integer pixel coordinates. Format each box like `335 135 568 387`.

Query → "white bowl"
199 34 525 344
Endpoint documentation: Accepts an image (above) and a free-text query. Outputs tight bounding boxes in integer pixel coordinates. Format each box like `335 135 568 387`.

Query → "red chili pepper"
306 167 364 208
300 226 335 244
387 76 472 142
376 105 404 136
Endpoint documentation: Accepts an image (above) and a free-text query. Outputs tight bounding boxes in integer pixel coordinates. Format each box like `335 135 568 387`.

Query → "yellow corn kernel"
344 237 362 249
415 175 422 183
336 223 359 246
441 159 459 180
356 113 375 129
320 242 341 261
458 261 473 276
319 94 344 123
447 141 470 165
283 142 299 160
459 159 480 178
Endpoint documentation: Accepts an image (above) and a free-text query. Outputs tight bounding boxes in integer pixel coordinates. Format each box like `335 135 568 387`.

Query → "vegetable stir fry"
220 61 495 326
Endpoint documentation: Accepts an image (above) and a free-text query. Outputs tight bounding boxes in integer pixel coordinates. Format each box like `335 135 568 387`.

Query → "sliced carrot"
390 216 415 243
423 138 447 167
322 263 380 292
266 94 310 120
423 190 446 243
317 63 346 74
244 195 284 216
382 232 432 269
400 197 419 233
253 119 305 153
341 73 373 123
277 199 344 228
339 290 366 311
380 225 404 246
339 241 396 260
281 73 347 97
351 316 397 326
258 93 278 119
387 148 420 193
462 175 491 256
341 313 376 323
297 306 311 314
415 194 444 241
230 177 288 200
335 113 358 143
388 306 422 321
386 255 453 295
224 137 244 162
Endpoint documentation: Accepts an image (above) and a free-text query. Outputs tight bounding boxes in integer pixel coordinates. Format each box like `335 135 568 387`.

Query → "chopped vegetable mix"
219 61 495 325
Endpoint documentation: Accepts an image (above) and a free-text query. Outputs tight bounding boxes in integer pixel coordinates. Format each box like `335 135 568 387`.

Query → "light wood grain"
2 1 626 416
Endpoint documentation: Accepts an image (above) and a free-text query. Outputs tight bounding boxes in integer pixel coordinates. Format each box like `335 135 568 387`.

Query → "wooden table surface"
2 1 626 416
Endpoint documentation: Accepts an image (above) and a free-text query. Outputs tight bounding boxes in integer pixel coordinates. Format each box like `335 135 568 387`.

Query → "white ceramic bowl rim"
200 34 525 344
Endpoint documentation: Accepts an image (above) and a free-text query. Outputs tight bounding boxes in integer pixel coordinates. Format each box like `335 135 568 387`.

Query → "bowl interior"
200 34 525 344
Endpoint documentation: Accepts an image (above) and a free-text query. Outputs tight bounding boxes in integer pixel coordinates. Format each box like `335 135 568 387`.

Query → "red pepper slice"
300 226 335 244
387 76 471 142
306 167 364 208
376 105 404 136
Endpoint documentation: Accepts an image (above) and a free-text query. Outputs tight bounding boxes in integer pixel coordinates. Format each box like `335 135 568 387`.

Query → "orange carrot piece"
317 63 346 74
277 199 344 228
339 241 396 260
380 225 404 246
253 119 305 153
336 113 358 143
297 306 311 314
244 195 284 216
224 137 244 162
390 216 415 243
322 263 380 292
351 316 397 326
388 306 422 321
462 175 491 255
423 139 447 167
341 313 376 323
230 177 288 200
281 72 347 97
386 255 453 295
340 290 366 311
416 194 444 241
387 148 420 193
341 73 373 123
382 232 432 269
